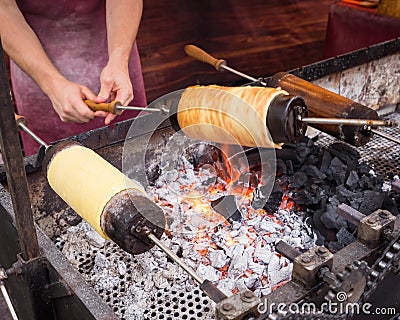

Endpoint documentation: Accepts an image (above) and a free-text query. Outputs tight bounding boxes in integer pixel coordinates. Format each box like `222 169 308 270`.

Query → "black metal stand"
0 44 54 319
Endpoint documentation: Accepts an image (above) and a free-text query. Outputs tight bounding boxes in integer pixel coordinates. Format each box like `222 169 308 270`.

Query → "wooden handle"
84 100 122 114
184 44 226 71
14 113 28 127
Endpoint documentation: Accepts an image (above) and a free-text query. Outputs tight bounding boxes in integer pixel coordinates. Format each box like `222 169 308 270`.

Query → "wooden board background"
136 0 338 102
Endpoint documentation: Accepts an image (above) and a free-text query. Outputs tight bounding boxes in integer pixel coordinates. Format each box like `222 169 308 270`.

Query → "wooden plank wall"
136 0 338 102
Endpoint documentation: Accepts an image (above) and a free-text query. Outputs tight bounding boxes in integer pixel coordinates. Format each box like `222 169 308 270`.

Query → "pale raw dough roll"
177 85 289 148
47 144 145 238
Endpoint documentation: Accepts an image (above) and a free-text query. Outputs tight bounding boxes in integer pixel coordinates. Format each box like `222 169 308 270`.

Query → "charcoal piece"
304 155 320 166
357 163 371 175
263 191 284 213
146 164 161 185
328 195 341 207
286 160 294 175
276 159 287 176
336 227 356 246
272 181 285 194
304 165 327 180
333 172 346 186
382 194 399 216
328 227 356 252
327 157 347 185
280 173 289 183
313 229 326 246
357 175 370 189
296 145 313 158
349 198 363 211
345 170 360 189
336 185 358 203
292 190 308 206
288 171 308 189
305 184 324 205
328 143 360 167
327 157 347 175
211 195 242 223
275 149 303 164
320 204 348 230
306 137 315 147
252 182 285 210
185 143 223 168
358 190 384 215
313 208 337 241
319 151 332 173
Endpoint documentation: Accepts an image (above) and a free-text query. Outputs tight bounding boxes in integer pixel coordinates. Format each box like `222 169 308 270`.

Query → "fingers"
53 84 96 123
95 76 113 103
104 113 117 125
94 111 109 118
94 110 117 125
59 99 95 123
115 89 134 107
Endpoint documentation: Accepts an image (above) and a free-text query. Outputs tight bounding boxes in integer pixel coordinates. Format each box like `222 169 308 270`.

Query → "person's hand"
48 79 97 123
94 60 134 125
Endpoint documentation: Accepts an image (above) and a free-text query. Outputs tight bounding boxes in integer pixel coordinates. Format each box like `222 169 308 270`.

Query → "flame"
225 233 239 247
154 143 303 297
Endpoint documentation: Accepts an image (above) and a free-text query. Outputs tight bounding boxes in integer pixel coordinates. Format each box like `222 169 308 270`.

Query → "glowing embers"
149 142 315 297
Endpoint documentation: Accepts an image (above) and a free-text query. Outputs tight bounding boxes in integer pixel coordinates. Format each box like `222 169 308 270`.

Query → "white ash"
248 260 266 275
149 146 317 298
209 249 228 268
53 143 317 319
197 264 222 282
228 254 248 278
54 220 215 319
86 229 106 248
382 181 391 192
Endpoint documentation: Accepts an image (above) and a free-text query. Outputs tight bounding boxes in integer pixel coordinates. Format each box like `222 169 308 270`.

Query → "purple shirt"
11 0 146 155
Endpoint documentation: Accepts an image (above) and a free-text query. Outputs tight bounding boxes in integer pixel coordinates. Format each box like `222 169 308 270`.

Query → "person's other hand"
94 61 134 125
49 79 96 123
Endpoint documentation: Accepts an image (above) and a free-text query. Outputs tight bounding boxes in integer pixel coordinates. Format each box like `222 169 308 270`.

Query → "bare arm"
0 0 96 123
95 0 143 124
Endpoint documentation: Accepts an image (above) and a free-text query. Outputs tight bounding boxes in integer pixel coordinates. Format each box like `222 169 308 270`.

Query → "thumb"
95 81 113 103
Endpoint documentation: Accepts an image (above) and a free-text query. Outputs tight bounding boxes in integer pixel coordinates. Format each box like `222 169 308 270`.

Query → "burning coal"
148 142 316 297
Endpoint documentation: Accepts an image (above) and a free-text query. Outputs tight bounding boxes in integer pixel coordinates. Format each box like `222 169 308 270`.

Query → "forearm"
0 0 66 96
105 0 143 65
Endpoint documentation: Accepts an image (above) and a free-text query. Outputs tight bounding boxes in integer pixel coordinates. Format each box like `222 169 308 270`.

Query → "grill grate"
52 111 399 319
55 235 215 320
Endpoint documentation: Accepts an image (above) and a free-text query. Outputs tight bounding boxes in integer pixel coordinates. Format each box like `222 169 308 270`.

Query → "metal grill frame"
0 38 399 320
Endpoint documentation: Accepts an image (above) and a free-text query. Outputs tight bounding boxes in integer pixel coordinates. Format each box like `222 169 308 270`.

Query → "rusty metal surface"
261 38 400 113
0 38 398 320
0 185 118 320
102 189 166 255
285 38 400 83
0 48 40 262
313 52 400 111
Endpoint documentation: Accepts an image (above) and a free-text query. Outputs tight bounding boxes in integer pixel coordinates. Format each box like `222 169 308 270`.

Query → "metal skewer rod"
300 117 398 127
17 122 49 149
371 129 400 145
84 99 170 115
147 233 204 284
184 44 267 86
117 106 164 113
0 282 19 320
221 65 267 86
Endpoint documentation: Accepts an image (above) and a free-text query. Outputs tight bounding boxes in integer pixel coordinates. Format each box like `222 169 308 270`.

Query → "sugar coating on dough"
177 85 288 148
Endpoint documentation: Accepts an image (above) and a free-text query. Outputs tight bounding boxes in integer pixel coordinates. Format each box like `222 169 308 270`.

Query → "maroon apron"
11 0 147 155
